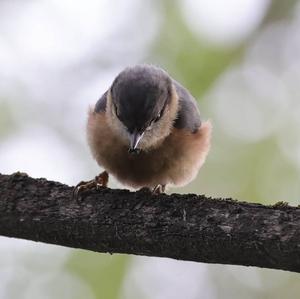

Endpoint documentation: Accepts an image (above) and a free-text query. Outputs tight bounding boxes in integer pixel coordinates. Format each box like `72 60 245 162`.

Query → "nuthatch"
75 64 211 195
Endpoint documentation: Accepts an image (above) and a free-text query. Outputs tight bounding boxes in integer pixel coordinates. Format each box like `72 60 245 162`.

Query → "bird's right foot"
152 184 166 195
73 171 109 201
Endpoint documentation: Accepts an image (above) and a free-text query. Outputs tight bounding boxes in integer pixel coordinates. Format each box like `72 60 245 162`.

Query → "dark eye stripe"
153 101 167 123
153 113 161 123
115 105 122 121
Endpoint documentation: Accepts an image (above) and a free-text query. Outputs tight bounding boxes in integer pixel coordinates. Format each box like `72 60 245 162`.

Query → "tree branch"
0 172 299 273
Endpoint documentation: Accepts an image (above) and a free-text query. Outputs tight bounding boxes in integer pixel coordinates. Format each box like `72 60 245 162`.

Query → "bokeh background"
1 0 300 298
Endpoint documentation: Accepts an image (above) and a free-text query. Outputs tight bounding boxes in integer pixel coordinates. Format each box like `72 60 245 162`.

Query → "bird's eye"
146 112 162 131
153 112 161 123
115 105 120 118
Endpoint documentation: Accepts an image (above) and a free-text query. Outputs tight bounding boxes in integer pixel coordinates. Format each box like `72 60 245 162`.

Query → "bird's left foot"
73 171 109 200
152 184 166 194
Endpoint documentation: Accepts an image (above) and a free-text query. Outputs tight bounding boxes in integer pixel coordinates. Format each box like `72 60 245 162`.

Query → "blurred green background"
1 0 300 298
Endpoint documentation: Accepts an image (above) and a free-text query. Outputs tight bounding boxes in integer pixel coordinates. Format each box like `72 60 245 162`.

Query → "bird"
74 64 211 196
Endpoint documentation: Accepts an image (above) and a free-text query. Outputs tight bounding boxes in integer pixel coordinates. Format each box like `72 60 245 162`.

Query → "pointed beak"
128 130 144 154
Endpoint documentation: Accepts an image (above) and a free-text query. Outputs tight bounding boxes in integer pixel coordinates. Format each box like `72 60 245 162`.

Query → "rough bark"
0 172 299 273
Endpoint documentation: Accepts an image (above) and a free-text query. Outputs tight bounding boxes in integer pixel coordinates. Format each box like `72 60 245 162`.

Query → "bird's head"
106 65 179 153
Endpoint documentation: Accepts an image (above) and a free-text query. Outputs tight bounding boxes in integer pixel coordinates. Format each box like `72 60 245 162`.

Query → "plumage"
172 80 202 133
94 75 202 134
94 90 107 113
86 64 212 191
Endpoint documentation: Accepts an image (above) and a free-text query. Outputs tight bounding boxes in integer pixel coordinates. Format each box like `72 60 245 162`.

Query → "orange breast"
87 111 211 189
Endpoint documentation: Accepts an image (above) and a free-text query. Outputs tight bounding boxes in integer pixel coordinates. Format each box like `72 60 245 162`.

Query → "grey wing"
94 90 108 113
172 80 201 133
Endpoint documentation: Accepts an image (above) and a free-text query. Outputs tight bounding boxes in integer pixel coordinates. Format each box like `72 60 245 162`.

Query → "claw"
152 184 166 195
73 171 109 201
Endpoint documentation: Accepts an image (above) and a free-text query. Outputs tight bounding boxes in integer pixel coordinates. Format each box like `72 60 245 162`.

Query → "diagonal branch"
0 172 300 273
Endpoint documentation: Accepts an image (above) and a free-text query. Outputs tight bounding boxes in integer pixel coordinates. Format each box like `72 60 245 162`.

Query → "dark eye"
115 105 120 118
153 112 161 123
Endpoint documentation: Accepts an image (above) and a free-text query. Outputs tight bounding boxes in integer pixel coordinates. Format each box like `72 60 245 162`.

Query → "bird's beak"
129 130 144 154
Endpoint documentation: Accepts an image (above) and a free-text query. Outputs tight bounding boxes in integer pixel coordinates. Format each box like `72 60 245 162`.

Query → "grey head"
110 65 172 153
